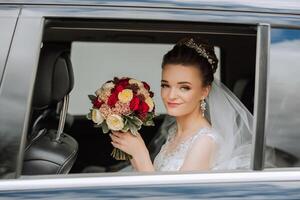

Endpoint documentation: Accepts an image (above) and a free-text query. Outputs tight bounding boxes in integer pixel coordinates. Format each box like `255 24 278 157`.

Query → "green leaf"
128 123 139 136
131 116 143 127
101 121 109 134
144 119 155 126
86 110 92 120
93 124 102 128
142 112 155 126
121 118 129 132
88 94 97 102
125 115 142 128
122 124 130 132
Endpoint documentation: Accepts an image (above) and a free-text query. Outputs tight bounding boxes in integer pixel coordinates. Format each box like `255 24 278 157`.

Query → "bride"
109 37 253 172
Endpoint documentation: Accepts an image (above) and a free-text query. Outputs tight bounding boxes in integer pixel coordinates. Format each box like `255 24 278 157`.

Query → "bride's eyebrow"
161 80 168 83
178 81 191 85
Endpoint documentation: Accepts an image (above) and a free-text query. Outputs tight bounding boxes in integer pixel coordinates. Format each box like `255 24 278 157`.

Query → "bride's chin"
166 109 184 117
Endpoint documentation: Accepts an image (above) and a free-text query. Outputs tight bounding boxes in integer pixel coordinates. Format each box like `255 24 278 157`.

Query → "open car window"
69 42 221 116
19 18 259 176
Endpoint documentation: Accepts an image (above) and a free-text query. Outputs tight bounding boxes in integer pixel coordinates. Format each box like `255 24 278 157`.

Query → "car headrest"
32 44 74 109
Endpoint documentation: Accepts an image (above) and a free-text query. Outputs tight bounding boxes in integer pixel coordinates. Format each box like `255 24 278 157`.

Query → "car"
1 0 300 199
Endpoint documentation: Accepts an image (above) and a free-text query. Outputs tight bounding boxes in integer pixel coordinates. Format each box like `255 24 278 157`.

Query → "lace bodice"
153 123 218 171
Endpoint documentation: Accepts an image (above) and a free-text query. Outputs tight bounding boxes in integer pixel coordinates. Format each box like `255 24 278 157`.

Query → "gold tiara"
181 38 216 66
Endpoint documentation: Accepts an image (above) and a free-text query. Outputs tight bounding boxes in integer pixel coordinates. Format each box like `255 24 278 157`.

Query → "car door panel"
0 15 44 179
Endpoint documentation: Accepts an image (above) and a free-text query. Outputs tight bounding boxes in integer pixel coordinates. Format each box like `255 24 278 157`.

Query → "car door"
0 5 21 179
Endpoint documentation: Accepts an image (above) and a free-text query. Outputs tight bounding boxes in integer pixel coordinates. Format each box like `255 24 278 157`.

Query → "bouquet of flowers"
87 77 155 160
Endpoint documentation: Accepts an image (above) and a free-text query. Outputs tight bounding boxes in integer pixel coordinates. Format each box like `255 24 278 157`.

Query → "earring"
200 98 206 117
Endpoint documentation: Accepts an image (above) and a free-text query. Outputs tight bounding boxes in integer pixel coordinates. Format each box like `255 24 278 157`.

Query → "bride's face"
161 64 209 117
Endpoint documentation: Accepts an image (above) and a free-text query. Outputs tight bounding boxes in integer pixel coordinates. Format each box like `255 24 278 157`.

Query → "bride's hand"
109 131 148 159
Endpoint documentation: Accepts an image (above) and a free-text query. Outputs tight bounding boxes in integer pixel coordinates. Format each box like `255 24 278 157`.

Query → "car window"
69 42 221 115
69 42 173 115
25 19 257 175
265 28 300 168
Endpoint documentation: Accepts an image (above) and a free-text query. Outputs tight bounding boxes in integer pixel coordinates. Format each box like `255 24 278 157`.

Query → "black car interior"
23 43 78 175
23 18 297 175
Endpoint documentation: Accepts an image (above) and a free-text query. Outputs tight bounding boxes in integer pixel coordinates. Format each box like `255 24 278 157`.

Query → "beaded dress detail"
153 123 218 171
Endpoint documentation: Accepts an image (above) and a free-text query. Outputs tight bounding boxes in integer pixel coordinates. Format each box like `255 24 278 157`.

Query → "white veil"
206 79 253 170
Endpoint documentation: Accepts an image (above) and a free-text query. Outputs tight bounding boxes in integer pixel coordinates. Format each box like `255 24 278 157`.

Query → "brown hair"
162 37 218 86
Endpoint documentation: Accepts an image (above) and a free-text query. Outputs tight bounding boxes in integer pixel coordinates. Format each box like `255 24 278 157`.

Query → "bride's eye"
161 84 169 88
180 86 190 91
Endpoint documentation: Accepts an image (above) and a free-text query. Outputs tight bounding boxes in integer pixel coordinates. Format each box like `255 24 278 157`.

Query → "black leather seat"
22 44 78 175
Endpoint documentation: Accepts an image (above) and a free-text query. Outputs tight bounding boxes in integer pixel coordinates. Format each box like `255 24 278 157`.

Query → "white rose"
138 87 150 98
129 78 143 87
106 114 124 131
145 97 154 112
91 109 104 125
102 82 115 90
95 82 114 96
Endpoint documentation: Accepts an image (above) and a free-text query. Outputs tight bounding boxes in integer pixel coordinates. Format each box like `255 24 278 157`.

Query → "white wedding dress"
153 123 219 171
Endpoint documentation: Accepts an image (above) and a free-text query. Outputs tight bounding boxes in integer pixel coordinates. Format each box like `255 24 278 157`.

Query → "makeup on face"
161 64 206 117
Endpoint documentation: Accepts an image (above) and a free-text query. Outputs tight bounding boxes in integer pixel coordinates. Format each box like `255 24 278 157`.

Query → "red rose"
118 78 129 88
93 98 103 109
142 81 150 90
107 93 118 107
138 101 149 114
115 85 124 93
127 83 139 94
137 94 145 101
138 112 147 121
129 96 140 111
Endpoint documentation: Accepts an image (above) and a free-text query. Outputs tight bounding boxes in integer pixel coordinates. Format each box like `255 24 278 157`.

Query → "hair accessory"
181 38 216 66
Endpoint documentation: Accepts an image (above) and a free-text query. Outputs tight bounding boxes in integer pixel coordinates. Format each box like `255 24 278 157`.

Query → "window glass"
265 28 300 168
26 19 256 176
69 42 221 115
68 41 224 173
69 42 172 115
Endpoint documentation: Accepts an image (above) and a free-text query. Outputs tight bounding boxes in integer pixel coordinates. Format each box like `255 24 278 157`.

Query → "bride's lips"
167 102 182 108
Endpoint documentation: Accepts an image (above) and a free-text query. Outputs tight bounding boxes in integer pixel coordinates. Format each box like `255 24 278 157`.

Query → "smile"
167 102 182 107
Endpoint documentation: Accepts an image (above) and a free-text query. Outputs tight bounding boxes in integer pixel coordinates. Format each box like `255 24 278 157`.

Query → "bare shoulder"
192 133 216 151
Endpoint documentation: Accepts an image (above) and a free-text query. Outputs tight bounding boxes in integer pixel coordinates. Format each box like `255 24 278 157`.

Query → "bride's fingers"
109 133 122 144
136 132 142 139
111 141 123 150
111 131 123 138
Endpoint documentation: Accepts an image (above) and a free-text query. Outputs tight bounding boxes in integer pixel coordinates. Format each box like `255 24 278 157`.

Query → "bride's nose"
168 87 178 100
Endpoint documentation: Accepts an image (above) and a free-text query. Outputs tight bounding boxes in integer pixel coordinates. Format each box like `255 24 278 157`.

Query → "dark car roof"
1 0 300 15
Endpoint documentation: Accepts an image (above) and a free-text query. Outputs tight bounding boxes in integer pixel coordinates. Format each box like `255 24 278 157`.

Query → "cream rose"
102 82 115 90
106 114 124 131
129 78 143 87
118 89 133 103
91 109 104 125
95 82 114 98
138 87 150 98
145 97 154 112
